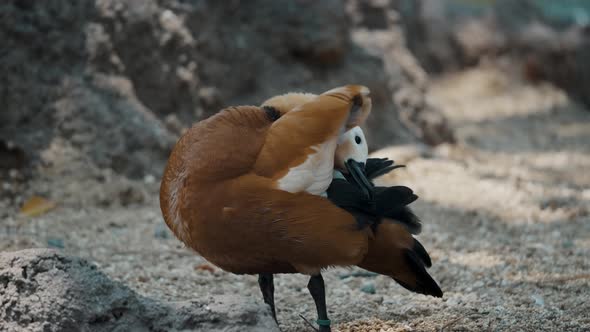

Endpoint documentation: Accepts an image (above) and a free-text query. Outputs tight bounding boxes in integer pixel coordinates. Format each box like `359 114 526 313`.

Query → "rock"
0 0 453 187
493 0 590 107
193 0 413 150
338 270 378 279
348 0 455 147
393 0 515 71
46 238 65 249
531 294 545 308
0 249 279 332
52 75 177 178
520 27 590 108
360 282 376 294
393 0 590 108
0 141 27 171
154 223 171 239
395 0 473 73
0 1 176 179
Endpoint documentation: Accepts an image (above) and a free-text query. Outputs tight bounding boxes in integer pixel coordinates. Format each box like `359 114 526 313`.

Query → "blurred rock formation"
0 0 453 182
393 0 590 107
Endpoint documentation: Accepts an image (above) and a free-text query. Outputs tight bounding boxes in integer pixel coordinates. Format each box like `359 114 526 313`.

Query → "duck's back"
159 106 273 244
167 106 273 182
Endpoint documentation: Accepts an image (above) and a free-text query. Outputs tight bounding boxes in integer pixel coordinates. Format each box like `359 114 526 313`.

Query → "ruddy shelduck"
160 85 441 331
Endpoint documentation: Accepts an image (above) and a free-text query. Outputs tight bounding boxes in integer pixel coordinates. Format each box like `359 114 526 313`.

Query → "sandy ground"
2 64 589 331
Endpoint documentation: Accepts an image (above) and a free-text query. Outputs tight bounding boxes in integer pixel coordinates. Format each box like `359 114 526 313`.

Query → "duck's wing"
254 85 372 180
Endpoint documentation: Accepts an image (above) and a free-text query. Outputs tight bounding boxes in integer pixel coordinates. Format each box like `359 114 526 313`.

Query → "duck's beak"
345 159 373 200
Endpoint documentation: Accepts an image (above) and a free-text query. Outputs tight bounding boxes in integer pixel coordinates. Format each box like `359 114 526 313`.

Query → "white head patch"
334 126 368 171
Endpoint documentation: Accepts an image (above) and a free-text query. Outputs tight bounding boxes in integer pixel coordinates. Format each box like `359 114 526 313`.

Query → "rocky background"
1 0 589 331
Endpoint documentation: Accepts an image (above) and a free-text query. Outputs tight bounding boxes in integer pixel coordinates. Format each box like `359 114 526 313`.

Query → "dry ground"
2 64 589 331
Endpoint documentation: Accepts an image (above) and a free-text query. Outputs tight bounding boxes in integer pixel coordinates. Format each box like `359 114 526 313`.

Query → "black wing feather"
327 179 378 228
365 158 405 180
385 207 422 235
374 186 418 214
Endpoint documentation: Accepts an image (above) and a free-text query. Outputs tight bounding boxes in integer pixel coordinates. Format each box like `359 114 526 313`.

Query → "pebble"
472 281 484 288
531 294 545 307
8 169 19 179
360 282 376 294
338 271 378 279
561 239 574 248
445 296 461 306
47 238 65 249
143 174 156 184
154 224 171 239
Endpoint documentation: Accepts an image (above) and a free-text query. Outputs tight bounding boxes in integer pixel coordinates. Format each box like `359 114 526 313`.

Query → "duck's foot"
308 273 331 332
258 273 278 324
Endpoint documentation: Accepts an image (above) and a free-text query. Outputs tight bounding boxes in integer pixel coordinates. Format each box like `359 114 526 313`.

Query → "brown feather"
160 88 372 275
160 84 442 301
184 175 370 274
160 106 271 243
254 85 371 179
261 92 317 115
358 221 415 282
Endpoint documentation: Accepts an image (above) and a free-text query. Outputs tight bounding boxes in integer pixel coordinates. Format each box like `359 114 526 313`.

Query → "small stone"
118 186 145 206
338 271 378 279
198 87 221 108
561 240 574 249
164 114 185 134
47 238 65 249
360 282 376 294
531 294 545 307
154 224 171 239
472 281 485 289
8 169 19 179
143 174 156 184
446 296 461 306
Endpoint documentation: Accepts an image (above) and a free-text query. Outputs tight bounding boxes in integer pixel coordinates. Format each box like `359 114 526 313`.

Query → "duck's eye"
355 135 362 144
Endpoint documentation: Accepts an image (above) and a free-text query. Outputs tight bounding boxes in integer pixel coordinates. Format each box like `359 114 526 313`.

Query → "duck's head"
335 126 372 199
261 89 373 199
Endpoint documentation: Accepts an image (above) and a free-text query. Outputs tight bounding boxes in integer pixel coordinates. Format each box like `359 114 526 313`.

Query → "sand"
3 64 589 331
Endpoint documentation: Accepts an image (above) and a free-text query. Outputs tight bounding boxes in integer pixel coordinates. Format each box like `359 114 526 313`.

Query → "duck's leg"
258 273 278 323
308 274 331 332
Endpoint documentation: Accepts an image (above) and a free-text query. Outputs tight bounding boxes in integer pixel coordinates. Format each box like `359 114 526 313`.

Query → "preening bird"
266 93 441 297
160 85 441 332
264 92 442 327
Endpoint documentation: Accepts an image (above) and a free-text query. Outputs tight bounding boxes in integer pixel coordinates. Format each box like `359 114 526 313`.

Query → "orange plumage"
159 85 440 331
160 85 373 275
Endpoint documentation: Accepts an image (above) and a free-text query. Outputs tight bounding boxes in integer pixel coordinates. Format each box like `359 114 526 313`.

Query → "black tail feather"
412 238 432 268
394 250 442 298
